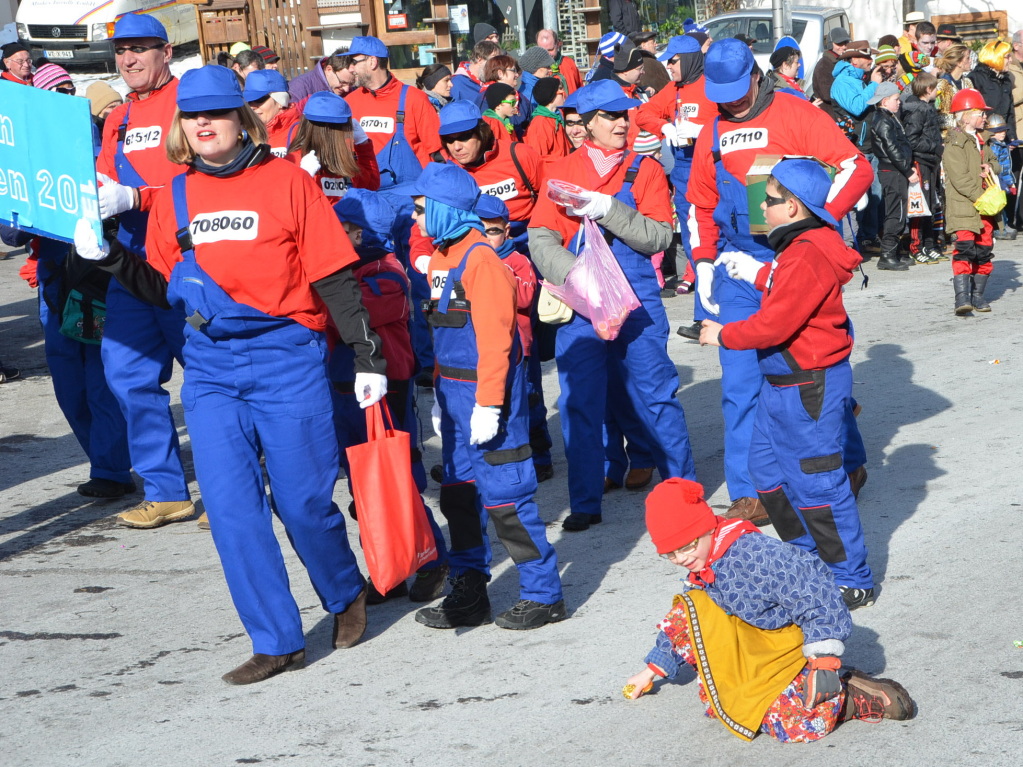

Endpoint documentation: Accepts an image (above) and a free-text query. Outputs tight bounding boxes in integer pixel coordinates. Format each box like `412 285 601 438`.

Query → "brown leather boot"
723 496 770 526
625 467 655 490
222 650 305 685
840 670 914 722
332 586 368 648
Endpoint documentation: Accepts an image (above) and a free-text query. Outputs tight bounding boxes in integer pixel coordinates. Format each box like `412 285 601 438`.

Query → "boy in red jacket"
698 158 875 612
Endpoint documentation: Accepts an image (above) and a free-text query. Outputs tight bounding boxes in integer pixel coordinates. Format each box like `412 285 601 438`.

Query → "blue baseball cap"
112 13 168 42
303 91 352 123
334 188 397 254
571 80 641 113
769 158 838 227
704 38 756 103
439 100 482 135
348 36 388 58
657 35 701 62
242 69 289 101
598 31 626 58
177 65 245 112
475 194 509 221
411 162 481 211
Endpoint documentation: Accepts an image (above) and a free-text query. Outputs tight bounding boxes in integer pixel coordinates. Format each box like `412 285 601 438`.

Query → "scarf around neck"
687 516 760 587
483 108 514 135
531 104 564 126
584 140 625 178
193 138 269 178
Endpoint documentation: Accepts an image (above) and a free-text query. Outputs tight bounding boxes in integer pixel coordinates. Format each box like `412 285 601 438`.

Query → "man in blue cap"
93 12 197 529
685 38 872 597
697 158 875 610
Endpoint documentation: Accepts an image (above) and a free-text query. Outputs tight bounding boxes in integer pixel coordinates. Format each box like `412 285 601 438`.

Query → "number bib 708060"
189 211 260 245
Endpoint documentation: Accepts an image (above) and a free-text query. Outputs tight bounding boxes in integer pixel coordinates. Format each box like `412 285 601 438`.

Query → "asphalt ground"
2 237 1022 766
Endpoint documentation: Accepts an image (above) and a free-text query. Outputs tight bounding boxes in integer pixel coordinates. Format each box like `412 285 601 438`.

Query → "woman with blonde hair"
287 90 380 200
73 64 388 685
970 40 1016 139
935 43 974 134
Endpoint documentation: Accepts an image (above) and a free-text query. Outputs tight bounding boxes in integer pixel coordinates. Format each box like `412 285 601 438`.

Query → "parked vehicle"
16 0 199 69
702 5 851 89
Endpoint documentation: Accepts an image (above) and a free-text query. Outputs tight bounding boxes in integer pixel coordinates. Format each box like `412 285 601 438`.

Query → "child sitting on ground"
624 478 914 743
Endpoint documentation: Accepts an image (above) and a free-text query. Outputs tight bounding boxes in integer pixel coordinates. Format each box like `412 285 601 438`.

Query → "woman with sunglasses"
73 65 388 685
241 69 301 157
528 80 697 533
287 91 380 200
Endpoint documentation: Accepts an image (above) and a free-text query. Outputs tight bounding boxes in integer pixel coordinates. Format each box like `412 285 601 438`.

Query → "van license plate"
45 50 75 59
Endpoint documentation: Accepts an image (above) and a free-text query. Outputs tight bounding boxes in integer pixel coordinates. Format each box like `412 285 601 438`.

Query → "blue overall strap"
113 103 148 188
620 152 644 193
170 173 196 262
437 242 489 314
285 121 300 150
362 270 406 296
395 85 408 137
711 116 721 165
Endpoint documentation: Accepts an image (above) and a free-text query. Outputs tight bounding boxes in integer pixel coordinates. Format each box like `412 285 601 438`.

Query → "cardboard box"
745 155 837 235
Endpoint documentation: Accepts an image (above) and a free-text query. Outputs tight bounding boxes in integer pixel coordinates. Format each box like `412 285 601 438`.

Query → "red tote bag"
345 400 438 593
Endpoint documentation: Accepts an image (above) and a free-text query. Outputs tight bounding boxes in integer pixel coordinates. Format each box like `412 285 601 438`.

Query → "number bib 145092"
190 211 260 245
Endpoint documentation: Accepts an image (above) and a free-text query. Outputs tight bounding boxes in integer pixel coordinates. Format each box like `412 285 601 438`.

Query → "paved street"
1 238 1021 766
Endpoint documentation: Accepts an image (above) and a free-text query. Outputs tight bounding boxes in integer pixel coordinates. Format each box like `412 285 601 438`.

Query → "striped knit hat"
633 131 661 155
598 31 626 59
33 63 73 92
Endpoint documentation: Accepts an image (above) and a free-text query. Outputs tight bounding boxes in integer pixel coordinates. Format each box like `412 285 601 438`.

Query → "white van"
16 0 199 68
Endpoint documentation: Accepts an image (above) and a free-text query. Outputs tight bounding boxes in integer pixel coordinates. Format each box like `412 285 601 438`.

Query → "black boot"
953 275 974 315
876 245 909 271
414 569 492 628
971 274 991 312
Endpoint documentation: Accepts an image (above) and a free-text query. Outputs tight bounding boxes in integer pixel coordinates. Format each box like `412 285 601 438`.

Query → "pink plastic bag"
543 217 641 341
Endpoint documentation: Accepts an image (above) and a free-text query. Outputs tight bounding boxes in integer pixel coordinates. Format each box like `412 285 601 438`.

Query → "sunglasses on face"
247 95 271 107
500 98 518 106
56 84 76 95
667 56 680 65
180 108 236 120
442 129 477 143
565 118 585 127
114 43 165 56
597 110 628 121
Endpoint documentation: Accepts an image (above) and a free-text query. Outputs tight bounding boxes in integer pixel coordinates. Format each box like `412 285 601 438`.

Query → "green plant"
656 5 698 38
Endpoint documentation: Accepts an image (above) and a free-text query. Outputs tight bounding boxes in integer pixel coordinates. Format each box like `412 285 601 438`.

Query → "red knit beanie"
645 478 716 554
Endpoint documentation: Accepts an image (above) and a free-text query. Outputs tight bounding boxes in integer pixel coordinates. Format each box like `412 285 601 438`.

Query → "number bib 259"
190 211 260 245
718 128 769 154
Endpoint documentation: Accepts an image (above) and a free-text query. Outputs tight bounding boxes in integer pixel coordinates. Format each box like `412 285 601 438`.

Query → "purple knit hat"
33 63 73 91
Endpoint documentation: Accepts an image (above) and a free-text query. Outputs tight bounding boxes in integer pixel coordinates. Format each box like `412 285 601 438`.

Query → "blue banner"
0 80 101 244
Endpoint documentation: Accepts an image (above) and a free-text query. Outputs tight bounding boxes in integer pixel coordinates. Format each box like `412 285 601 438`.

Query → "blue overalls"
327 271 449 573
556 155 697 519
167 175 364 655
429 245 562 604
668 90 707 325
100 105 190 503
35 237 131 484
748 345 873 589
375 86 424 189
709 119 866 501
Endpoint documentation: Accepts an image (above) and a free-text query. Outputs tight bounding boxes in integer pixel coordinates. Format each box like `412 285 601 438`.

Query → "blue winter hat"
411 162 481 211
112 13 168 42
770 158 838 228
572 79 641 113
439 99 482 135
657 35 701 61
475 194 509 221
348 36 388 58
303 91 352 123
598 31 627 58
704 38 755 103
683 17 707 34
243 69 289 101
177 65 245 112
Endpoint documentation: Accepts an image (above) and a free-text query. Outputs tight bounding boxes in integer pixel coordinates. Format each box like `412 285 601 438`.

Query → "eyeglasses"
597 110 628 122
660 538 701 560
565 118 585 127
484 227 506 236
667 56 680 65
180 108 236 120
114 43 166 56
442 129 477 143
764 192 788 207
349 56 369 65
7 56 31 65
500 98 518 106
247 95 271 107
412 203 426 216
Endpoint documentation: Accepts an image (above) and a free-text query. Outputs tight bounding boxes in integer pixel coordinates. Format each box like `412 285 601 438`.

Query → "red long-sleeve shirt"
265 106 303 157
634 74 719 135
345 74 442 167
719 225 860 369
444 140 543 222
555 55 583 93
686 92 872 264
524 113 571 161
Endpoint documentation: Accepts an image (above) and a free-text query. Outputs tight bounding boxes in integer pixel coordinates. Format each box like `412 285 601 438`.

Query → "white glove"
469 404 501 445
300 150 321 177
567 190 613 220
695 261 719 315
351 119 369 145
431 398 442 439
717 250 766 284
97 173 136 220
661 122 680 147
354 372 387 409
73 218 110 261
675 119 703 139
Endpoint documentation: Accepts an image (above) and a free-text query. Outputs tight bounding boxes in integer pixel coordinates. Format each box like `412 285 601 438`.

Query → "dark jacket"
970 63 1017 140
900 94 943 168
609 0 641 37
811 49 840 115
870 107 913 175
637 49 671 96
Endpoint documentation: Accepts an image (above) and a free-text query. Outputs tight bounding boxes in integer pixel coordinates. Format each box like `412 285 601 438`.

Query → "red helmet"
950 88 990 113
